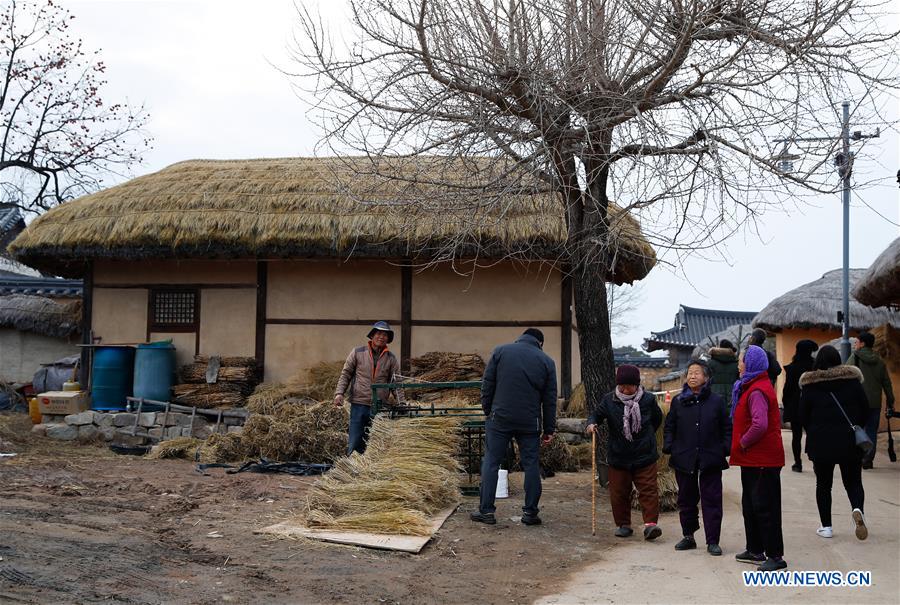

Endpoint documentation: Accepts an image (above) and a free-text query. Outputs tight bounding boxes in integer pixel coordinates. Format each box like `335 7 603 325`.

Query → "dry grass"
179 364 258 384
301 415 463 535
242 401 349 462
631 401 678 512
199 433 246 463
561 383 587 418
568 442 594 470
171 383 244 409
145 437 204 460
194 355 257 368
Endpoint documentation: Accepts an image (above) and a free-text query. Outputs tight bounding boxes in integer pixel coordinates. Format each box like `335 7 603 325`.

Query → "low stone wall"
33 410 245 446
556 417 588 445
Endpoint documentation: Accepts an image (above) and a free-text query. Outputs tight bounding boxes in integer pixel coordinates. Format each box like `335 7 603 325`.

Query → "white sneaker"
852 509 868 540
816 526 833 538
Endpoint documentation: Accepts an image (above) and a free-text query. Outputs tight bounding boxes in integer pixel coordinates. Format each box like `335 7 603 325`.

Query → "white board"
255 505 458 554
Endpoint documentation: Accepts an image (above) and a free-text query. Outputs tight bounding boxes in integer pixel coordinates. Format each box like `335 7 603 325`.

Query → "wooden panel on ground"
255 505 458 554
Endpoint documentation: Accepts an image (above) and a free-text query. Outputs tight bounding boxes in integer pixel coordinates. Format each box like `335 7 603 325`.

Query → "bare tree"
0 0 150 214
291 0 898 400
607 283 643 336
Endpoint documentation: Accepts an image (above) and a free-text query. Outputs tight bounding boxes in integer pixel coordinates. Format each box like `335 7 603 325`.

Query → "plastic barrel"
91 347 135 410
133 342 176 403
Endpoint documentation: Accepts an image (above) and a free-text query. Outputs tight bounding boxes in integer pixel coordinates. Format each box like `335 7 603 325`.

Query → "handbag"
829 393 874 454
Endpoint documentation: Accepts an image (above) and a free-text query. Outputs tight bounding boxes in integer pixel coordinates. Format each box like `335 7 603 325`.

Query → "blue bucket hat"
367 321 394 343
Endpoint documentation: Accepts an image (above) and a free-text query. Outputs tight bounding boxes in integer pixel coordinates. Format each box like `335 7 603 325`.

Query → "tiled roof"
0 276 83 297
0 206 22 234
644 305 758 352
613 354 669 369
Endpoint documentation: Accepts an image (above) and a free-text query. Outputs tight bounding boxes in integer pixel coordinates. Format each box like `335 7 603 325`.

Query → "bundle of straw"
179 364 258 385
172 383 244 409
145 437 204 459
301 415 463 535
241 401 349 462
511 433 579 474
144 433 245 463
561 383 587 418
631 401 678 512
194 355 256 368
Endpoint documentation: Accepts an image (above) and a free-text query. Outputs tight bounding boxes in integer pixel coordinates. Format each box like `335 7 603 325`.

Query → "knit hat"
742 345 769 375
615 364 641 386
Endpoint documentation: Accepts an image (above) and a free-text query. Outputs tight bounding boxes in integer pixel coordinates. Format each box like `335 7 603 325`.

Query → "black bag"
829 393 873 454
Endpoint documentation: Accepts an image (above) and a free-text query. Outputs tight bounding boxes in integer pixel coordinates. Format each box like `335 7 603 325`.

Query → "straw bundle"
511 433 579 474
194 355 256 368
404 352 485 404
179 364 257 384
568 442 594 470
146 437 204 459
241 401 349 462
302 415 463 535
305 361 345 401
561 382 587 418
172 383 244 408
144 433 245 463
632 401 678 512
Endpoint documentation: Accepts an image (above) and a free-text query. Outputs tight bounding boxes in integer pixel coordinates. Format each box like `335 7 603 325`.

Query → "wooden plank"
80 261 94 387
560 270 573 399
94 282 256 289
255 261 268 379
255 505 458 554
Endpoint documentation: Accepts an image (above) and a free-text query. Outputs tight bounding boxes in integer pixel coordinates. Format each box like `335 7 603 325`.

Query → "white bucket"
495 469 509 498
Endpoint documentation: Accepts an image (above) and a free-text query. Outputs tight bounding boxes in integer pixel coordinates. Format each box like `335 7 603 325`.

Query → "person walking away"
782 339 819 472
749 329 782 386
847 332 895 469
731 345 787 571
471 328 557 526
587 365 664 541
798 345 869 540
707 340 740 406
663 360 732 556
333 321 403 455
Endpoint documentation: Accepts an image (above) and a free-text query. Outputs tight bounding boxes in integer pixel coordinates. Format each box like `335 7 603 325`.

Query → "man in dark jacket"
471 328 557 526
707 339 740 404
750 329 782 386
848 332 896 469
587 365 663 540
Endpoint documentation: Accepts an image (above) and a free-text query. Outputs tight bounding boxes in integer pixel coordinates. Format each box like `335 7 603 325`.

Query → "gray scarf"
615 386 644 442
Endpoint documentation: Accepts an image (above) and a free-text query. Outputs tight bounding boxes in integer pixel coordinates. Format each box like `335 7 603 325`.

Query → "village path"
537 432 900 605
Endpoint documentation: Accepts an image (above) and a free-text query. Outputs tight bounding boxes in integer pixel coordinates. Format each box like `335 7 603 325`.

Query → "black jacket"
663 383 732 473
782 358 814 423
764 350 782 386
707 347 739 403
798 365 868 463
481 334 558 434
589 390 662 470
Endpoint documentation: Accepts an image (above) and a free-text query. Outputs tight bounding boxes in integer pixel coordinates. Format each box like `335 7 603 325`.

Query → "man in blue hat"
333 321 403 454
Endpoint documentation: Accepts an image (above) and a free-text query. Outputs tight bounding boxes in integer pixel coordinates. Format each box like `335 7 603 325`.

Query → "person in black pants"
798 345 869 540
782 339 818 472
471 328 557 526
663 360 731 556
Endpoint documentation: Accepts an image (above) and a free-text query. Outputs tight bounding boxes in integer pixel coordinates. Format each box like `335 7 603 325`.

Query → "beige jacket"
335 344 402 405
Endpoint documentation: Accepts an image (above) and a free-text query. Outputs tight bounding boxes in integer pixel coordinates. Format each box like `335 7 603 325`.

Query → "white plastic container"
495 469 509 498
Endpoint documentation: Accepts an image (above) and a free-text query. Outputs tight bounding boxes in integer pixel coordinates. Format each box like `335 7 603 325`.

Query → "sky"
62 0 900 351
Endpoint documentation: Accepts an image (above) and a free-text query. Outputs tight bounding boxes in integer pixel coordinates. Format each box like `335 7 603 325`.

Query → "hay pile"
302 415 463 535
242 401 348 462
406 352 485 404
144 433 246 463
631 401 678 512
511 433 579 474
873 324 900 372
246 361 344 414
173 355 260 408
561 383 587 418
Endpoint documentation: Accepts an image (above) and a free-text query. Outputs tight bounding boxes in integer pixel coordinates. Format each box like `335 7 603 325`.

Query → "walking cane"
591 430 597 536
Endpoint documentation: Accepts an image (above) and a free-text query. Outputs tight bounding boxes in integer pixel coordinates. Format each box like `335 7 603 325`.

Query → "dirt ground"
0 413 613 605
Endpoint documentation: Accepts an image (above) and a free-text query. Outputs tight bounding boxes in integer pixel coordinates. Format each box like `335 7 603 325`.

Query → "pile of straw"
174 355 260 407
246 361 345 414
172 383 244 409
242 401 348 462
568 442 594 470
561 383 587 418
632 401 678 512
145 437 203 459
144 433 245 463
511 433 579 474
302 415 463 535
405 351 485 404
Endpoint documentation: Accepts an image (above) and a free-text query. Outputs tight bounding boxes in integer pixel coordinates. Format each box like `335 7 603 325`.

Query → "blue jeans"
347 403 375 455
479 419 541 516
863 407 881 463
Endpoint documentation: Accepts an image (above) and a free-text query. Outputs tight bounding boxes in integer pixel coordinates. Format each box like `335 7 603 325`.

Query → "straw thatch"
0 294 81 338
753 269 900 332
9 157 655 284
852 237 900 309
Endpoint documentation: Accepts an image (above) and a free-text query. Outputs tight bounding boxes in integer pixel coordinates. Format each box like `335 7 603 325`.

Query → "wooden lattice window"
149 289 198 332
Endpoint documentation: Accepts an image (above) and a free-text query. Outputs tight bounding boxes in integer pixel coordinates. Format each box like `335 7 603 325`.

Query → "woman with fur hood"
798 345 869 541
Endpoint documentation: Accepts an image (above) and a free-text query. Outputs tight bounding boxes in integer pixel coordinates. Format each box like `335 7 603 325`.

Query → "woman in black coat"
782 339 818 473
798 345 869 541
662 360 732 556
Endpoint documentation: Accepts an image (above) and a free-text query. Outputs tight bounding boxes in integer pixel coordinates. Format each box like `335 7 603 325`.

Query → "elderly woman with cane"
587 365 663 540
731 345 787 571
663 360 731 555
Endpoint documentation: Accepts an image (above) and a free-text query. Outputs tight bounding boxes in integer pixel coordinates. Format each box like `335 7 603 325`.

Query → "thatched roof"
0 294 82 338
852 237 900 309
753 269 900 332
8 157 656 283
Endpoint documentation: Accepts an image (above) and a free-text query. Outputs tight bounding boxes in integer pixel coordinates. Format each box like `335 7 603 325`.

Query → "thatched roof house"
852 237 899 310
9 157 658 396
753 269 900 333
0 295 81 383
9 157 655 284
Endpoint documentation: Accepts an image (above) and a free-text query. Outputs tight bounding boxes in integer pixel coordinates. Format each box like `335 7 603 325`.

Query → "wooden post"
561 270 573 400
79 261 94 388
255 261 268 380
401 264 412 373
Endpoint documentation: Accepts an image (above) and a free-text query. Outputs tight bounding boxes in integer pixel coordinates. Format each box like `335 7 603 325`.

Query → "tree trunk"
573 260 616 408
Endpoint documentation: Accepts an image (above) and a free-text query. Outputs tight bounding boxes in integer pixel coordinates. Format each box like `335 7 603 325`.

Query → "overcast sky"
65 0 900 351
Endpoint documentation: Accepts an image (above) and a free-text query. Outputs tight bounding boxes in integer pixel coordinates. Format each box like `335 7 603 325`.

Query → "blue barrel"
133 342 176 403
91 346 135 410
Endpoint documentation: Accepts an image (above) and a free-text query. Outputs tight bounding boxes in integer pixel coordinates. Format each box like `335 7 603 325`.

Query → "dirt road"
1 414 612 604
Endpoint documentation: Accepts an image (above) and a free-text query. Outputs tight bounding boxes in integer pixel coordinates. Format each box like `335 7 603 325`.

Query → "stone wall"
33 410 244 446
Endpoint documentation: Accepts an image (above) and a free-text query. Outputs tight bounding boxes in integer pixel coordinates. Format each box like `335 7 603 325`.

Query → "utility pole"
774 101 880 362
